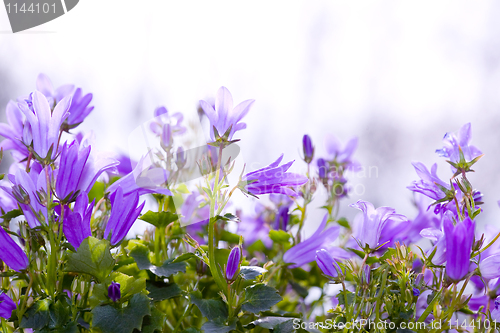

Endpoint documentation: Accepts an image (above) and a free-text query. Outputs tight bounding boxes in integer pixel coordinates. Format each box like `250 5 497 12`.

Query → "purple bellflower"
0 101 29 160
108 281 121 302
237 204 272 248
5 164 49 228
150 106 186 137
0 292 16 320
104 186 145 245
479 254 500 280
407 162 450 202
436 123 482 166
324 134 359 168
240 154 308 197
199 87 254 141
107 153 172 197
317 158 328 180
284 214 349 268
56 140 118 202
225 246 242 282
350 200 407 250
315 249 342 279
0 226 29 272
302 134 314 164
19 91 70 160
63 192 94 250
274 206 289 231
420 227 447 265
36 73 94 127
444 216 475 281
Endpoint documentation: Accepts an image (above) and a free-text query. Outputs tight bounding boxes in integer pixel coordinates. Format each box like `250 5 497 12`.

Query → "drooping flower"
108 281 121 302
19 91 70 160
350 200 407 250
315 249 342 279
444 216 475 281
0 292 16 319
302 134 314 164
36 73 94 128
104 186 145 245
63 192 94 250
56 140 118 202
436 123 482 166
199 87 254 141
0 226 29 272
239 154 308 197
284 214 349 268
225 246 241 281
407 162 450 202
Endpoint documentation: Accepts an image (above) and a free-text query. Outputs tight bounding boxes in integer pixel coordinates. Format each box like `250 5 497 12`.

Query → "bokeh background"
1 1 500 233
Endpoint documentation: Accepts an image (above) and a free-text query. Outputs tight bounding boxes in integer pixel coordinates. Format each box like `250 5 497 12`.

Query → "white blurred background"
1 1 500 232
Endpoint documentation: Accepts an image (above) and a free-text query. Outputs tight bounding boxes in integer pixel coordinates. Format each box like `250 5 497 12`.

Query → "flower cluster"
1 75 500 332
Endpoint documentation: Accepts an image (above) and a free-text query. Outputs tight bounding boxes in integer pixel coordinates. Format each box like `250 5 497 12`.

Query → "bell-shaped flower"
225 246 242 282
444 216 475 281
407 162 450 202
237 203 272 248
239 154 308 197
420 227 447 265
0 292 16 319
63 192 94 250
274 206 289 231
19 91 70 160
36 73 93 127
0 101 29 160
315 249 343 279
324 134 360 169
479 254 500 280
108 281 121 302
107 153 172 197
350 200 407 250
284 214 349 268
0 226 29 272
3 164 49 228
199 86 254 141
436 123 482 166
104 186 145 245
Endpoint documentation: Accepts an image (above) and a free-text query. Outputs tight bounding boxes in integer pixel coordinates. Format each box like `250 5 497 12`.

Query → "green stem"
172 303 193 333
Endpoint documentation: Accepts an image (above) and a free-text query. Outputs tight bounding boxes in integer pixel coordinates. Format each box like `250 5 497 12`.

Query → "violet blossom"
324 134 359 169
104 186 145 245
444 216 475 281
108 281 121 302
0 292 16 320
225 246 242 281
0 226 29 272
63 192 94 250
0 101 29 160
407 162 450 202
350 200 407 250
239 154 308 197
436 123 482 166
302 134 314 164
315 249 343 279
199 86 254 141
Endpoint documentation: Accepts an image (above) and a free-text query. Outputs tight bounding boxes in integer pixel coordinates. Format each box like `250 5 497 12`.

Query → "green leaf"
189 291 228 321
269 230 290 244
289 280 308 298
220 230 240 244
239 266 267 280
180 329 201 333
48 299 70 329
139 210 179 228
141 306 165 333
20 299 51 330
241 284 282 314
337 291 355 306
172 252 196 263
146 281 182 301
65 237 115 282
112 272 147 301
201 319 237 333
336 217 350 229
246 317 294 329
1 209 23 221
128 241 187 277
91 293 151 333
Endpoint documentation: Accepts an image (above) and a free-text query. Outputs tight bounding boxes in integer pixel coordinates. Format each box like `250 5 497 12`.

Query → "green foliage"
65 237 115 282
139 210 179 228
241 284 283 314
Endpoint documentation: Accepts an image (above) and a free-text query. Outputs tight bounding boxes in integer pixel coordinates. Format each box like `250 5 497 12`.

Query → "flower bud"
108 281 121 302
317 158 328 180
315 249 342 279
413 287 420 297
302 135 314 164
225 246 242 282
176 147 186 169
274 206 289 231
161 123 172 149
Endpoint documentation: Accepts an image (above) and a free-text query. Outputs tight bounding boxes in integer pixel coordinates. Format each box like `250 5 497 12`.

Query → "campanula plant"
1 74 500 333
